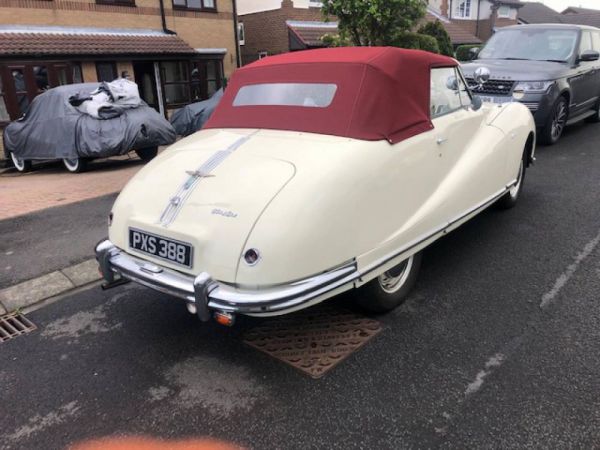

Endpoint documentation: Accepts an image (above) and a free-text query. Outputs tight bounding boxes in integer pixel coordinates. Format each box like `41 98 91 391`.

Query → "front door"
133 61 160 113
570 31 599 116
430 67 507 222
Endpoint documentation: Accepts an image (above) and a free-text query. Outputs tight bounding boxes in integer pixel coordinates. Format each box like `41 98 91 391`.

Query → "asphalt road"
1 121 600 449
0 194 116 289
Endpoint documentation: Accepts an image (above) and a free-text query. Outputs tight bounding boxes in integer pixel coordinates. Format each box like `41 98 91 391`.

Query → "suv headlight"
513 81 555 94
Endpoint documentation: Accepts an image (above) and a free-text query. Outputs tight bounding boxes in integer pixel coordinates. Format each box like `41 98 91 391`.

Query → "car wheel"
9 152 32 173
540 97 567 145
135 147 158 162
497 156 525 210
354 252 422 313
63 158 87 173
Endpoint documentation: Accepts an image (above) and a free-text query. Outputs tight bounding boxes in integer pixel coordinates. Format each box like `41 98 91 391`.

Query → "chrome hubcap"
509 160 524 198
551 102 566 140
378 256 414 294
63 158 79 171
10 152 25 171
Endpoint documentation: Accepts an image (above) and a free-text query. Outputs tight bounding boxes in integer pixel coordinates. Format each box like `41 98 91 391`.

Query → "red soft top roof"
204 47 457 144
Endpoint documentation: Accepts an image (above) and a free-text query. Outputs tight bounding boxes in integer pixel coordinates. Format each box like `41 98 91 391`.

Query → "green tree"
321 0 428 46
417 20 454 56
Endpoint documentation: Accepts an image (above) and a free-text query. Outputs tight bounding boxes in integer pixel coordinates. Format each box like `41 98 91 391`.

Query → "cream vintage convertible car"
96 47 535 326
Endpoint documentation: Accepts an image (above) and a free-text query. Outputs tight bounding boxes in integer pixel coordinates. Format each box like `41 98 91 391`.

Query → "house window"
497 5 510 18
0 61 84 122
11 68 30 116
172 0 216 11
96 62 117 82
160 59 224 107
73 64 83 84
0 76 9 122
238 23 245 46
455 0 472 18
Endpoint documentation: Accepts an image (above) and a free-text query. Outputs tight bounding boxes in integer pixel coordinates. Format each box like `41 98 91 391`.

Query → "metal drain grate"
243 305 382 378
0 313 36 343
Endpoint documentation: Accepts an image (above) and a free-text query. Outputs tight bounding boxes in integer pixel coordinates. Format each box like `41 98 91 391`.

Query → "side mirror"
579 50 600 62
474 67 491 85
446 75 459 91
471 95 483 111
469 47 480 59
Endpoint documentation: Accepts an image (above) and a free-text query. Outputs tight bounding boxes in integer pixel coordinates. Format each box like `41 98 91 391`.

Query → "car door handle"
436 138 448 145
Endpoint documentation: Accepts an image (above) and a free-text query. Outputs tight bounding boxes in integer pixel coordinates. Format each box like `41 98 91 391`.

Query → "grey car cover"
170 88 223 137
3 82 176 160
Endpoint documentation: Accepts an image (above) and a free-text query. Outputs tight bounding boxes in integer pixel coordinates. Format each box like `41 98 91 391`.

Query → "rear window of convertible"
232 83 338 108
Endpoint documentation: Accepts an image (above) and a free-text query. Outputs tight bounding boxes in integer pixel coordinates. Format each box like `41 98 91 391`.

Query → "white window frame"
455 0 472 19
497 5 511 18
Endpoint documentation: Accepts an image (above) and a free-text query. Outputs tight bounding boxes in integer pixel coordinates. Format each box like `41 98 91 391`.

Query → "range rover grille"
467 78 515 96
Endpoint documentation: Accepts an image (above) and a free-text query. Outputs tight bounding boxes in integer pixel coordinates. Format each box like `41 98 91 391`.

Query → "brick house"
238 0 486 65
0 0 239 160
429 0 523 41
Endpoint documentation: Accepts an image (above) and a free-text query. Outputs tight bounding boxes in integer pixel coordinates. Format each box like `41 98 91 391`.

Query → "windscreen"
233 83 338 108
478 28 578 62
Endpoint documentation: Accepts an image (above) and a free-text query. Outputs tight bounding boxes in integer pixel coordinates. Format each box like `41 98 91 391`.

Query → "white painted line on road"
465 353 505 396
540 228 600 309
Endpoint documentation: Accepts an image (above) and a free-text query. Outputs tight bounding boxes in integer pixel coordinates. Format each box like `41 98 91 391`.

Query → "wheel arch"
525 131 536 167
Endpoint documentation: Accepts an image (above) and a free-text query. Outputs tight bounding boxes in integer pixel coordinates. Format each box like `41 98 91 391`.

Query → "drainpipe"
476 0 481 38
490 1 499 38
232 0 241 67
159 0 176 34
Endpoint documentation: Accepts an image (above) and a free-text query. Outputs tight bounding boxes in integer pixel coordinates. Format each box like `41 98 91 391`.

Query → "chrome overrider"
95 239 358 321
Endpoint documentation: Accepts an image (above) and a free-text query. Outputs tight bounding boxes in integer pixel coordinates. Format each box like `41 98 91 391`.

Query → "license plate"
480 95 512 104
129 228 193 268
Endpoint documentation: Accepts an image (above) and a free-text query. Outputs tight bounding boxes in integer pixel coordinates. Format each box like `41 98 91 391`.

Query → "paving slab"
0 271 73 312
62 259 101 287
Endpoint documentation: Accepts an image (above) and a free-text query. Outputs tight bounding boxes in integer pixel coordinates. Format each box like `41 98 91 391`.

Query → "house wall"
239 0 325 65
0 0 238 76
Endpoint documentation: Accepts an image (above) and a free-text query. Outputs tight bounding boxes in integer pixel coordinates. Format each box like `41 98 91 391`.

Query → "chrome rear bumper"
95 239 358 320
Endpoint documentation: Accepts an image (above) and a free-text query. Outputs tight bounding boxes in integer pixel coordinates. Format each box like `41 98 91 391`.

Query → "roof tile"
0 32 197 56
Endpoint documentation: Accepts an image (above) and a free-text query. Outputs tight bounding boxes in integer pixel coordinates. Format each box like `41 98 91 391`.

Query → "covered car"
4 81 176 173
96 47 536 326
170 88 223 137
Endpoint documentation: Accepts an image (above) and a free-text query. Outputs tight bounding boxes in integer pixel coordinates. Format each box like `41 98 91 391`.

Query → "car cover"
170 88 223 137
3 82 176 160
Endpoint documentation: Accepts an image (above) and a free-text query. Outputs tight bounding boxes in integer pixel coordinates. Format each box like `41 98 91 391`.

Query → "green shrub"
455 44 483 61
417 20 454 56
392 32 440 54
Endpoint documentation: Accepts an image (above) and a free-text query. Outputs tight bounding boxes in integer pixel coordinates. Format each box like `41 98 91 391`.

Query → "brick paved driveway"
0 155 148 221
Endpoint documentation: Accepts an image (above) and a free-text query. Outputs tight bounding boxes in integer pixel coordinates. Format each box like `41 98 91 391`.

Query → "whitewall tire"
63 158 87 173
355 252 422 313
10 152 32 173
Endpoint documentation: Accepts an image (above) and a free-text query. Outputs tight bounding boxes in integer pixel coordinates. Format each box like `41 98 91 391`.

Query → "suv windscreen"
478 28 578 62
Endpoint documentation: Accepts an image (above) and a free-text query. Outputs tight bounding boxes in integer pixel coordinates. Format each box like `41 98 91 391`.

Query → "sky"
527 0 600 13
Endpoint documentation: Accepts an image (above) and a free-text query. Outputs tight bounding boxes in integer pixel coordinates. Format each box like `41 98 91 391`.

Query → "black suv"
462 24 600 144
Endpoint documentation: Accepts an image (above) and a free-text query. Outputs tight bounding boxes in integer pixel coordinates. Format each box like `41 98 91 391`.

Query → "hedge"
392 32 440 54
417 20 454 57
455 44 483 61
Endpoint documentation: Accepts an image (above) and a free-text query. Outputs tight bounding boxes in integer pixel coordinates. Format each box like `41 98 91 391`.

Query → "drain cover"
0 312 36 343
243 305 382 378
